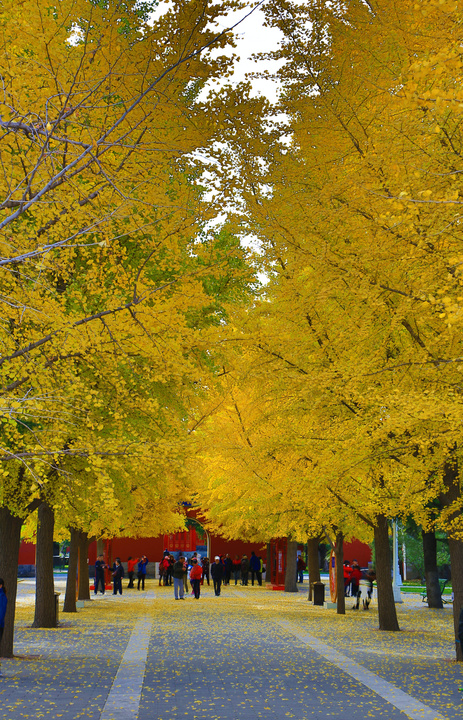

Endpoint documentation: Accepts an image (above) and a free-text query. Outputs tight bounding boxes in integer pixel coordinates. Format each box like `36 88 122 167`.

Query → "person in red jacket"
189 558 202 599
127 556 139 589
159 554 170 586
232 555 241 585
343 561 352 597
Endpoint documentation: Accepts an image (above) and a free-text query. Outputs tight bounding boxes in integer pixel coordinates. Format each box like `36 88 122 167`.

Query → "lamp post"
402 539 407 582
392 519 403 603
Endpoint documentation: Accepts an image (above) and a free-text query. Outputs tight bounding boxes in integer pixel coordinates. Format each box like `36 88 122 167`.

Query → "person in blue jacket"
250 551 262 586
0 577 7 672
137 555 148 590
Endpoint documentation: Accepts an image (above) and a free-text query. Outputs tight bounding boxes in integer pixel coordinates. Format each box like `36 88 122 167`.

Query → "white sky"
214 4 283 101
151 2 283 102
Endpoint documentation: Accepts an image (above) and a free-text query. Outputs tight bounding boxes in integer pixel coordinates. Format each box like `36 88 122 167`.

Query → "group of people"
158 550 265 592
93 554 149 595
343 560 376 610
93 549 266 598
343 560 363 598
171 555 225 599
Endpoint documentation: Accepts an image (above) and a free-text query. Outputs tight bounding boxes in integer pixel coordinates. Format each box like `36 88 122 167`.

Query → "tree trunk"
374 513 400 631
77 531 90 600
422 529 443 609
63 527 79 613
284 540 298 592
335 531 345 615
440 454 463 660
32 502 56 628
0 507 23 657
448 536 463 661
266 542 271 584
307 537 321 601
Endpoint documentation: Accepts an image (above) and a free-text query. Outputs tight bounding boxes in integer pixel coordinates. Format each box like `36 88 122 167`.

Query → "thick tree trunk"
32 502 56 628
266 543 271 583
0 507 23 657
77 531 90 600
422 529 443 609
63 527 79 613
440 454 463 660
284 540 298 592
335 531 345 615
374 514 400 631
307 537 321 601
448 536 463 661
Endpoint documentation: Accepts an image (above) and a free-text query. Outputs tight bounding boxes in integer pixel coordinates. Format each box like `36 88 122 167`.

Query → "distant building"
18 508 371 584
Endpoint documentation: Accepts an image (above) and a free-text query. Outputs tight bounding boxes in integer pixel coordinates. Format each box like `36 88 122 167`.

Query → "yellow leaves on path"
8 580 462 720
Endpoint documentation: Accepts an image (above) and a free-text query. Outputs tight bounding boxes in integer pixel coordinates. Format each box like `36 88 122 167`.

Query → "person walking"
343 561 352 597
166 554 174 586
250 551 261 586
189 558 202 599
296 556 306 584
183 556 189 594
223 554 232 585
137 555 148 590
112 558 124 595
350 560 362 600
241 554 249 586
127 556 139 589
94 554 106 595
232 555 241 585
173 556 185 600
259 556 265 582
159 554 170 586
201 556 210 586
211 556 224 596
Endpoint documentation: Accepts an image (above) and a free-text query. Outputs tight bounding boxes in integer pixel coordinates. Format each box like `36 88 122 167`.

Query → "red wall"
18 541 36 565
211 537 266 560
88 534 370 568
343 539 371 568
88 534 266 565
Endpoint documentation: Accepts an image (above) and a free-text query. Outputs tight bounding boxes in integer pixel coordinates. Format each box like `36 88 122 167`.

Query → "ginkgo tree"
192 0 463 651
236 0 463 648
0 0 266 655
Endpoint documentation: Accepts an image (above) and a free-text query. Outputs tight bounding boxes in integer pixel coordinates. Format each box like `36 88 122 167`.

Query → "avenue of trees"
2 0 463 662
193 0 463 659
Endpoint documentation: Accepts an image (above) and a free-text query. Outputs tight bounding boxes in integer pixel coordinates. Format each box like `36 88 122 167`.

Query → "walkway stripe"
277 619 448 720
100 615 152 720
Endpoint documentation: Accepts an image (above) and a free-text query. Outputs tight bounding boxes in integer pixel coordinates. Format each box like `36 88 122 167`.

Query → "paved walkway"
0 577 461 720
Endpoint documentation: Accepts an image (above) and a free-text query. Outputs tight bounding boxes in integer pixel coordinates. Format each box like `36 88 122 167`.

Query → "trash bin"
54 592 61 626
312 582 325 606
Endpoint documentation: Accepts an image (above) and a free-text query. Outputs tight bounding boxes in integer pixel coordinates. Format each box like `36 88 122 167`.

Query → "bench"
421 578 451 604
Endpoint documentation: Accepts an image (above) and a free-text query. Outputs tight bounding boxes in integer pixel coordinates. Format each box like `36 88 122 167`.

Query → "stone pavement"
0 576 461 720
